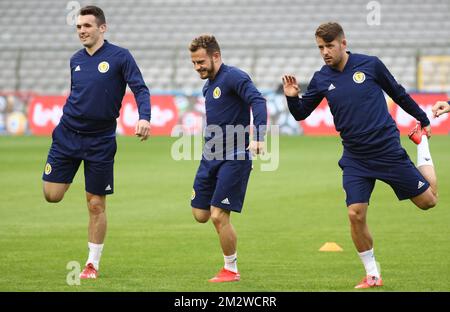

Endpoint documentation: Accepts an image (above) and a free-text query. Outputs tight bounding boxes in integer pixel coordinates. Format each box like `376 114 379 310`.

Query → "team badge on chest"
98 61 110 73
213 87 221 99
353 71 366 84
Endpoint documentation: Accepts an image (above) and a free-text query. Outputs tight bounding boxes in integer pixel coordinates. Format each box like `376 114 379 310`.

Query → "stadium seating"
0 0 449 93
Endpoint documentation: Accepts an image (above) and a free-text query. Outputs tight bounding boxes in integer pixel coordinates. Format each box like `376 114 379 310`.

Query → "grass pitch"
0 135 449 291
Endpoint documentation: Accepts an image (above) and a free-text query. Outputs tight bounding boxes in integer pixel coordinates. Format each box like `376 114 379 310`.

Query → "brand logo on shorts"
353 71 366 84
417 181 425 189
98 61 110 73
221 198 230 205
191 189 196 200
44 163 52 175
105 185 112 191
213 87 221 99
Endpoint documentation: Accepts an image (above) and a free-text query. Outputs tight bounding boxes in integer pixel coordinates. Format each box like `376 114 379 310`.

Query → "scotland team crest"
353 71 366 84
98 61 110 73
213 87 221 99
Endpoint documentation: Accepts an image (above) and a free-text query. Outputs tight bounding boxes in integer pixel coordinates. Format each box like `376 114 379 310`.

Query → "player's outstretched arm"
135 119 151 141
282 74 323 121
282 75 300 97
432 101 450 118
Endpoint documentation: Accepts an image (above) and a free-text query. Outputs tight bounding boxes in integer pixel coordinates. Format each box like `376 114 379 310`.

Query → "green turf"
0 135 449 291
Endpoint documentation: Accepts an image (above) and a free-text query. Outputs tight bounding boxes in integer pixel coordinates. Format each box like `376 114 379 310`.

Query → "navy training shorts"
191 157 252 213
42 123 117 195
338 153 429 206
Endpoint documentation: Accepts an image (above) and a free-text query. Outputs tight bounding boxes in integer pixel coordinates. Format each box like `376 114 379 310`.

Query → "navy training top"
61 40 151 135
202 64 267 159
287 52 429 159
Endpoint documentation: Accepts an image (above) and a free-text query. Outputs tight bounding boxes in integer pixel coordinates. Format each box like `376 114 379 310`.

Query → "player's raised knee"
417 197 437 210
194 215 209 223
413 189 437 210
192 208 210 223
193 213 210 223
43 182 69 203
43 190 64 203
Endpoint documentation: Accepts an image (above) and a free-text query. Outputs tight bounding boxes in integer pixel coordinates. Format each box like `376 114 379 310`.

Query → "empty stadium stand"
0 0 449 94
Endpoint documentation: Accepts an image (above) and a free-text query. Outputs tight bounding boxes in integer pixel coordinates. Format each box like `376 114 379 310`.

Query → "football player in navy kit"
189 35 267 282
283 22 438 288
42 6 151 279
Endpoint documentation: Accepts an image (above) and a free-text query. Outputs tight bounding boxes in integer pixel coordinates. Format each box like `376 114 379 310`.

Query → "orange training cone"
319 242 343 252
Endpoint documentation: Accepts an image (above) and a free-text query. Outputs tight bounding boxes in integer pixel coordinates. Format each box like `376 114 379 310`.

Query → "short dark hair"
315 22 345 42
79 5 106 26
189 35 221 56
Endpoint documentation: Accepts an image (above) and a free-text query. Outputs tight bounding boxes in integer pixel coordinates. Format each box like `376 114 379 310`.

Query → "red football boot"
408 122 426 145
208 268 240 283
354 275 383 289
79 263 98 279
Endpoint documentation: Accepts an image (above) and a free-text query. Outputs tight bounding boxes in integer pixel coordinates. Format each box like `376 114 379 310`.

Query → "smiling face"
190 48 221 80
76 14 106 49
